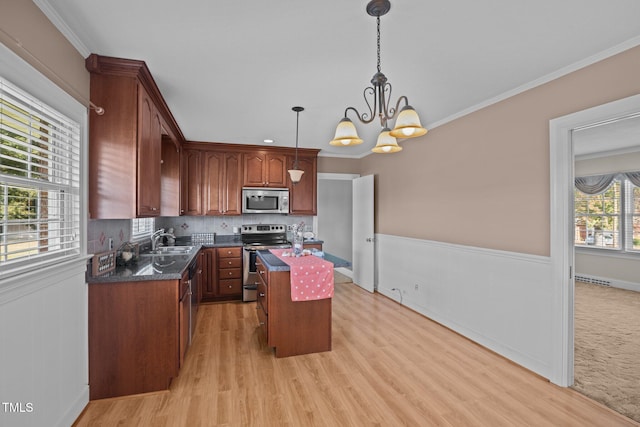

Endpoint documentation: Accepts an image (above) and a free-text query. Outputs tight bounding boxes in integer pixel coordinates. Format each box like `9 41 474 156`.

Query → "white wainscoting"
376 234 554 380
0 261 88 427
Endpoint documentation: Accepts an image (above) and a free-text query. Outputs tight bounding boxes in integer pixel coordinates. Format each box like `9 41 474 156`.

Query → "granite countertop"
257 249 351 272
87 234 243 283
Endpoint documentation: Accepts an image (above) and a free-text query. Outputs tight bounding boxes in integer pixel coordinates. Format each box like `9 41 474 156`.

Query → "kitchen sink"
140 246 195 256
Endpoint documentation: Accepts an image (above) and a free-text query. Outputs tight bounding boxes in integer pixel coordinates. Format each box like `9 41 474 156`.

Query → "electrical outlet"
108 237 114 250
414 284 419 291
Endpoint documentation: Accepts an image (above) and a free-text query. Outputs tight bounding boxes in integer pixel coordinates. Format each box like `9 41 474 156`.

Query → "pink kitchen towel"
270 249 334 301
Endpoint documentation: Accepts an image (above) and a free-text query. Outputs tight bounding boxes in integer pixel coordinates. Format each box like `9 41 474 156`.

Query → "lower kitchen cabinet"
201 246 243 301
88 275 190 400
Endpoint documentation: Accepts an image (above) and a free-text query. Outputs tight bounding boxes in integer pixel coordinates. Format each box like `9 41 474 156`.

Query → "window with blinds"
1 76 81 267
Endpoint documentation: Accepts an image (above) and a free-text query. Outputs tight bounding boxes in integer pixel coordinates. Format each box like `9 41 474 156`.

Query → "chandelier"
329 0 427 153
288 106 305 184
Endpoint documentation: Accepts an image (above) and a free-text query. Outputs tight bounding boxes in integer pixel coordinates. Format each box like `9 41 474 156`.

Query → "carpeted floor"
573 281 640 423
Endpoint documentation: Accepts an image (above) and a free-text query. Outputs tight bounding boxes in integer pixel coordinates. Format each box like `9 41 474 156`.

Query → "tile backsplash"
87 215 314 254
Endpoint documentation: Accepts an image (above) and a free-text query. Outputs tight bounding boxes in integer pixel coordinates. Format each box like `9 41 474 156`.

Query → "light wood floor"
74 281 638 427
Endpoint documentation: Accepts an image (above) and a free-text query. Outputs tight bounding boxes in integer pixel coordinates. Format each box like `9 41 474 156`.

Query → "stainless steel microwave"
242 187 289 214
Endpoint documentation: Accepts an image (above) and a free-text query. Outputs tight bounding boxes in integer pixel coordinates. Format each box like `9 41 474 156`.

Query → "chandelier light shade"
330 0 427 153
329 117 364 146
288 106 305 184
388 105 428 138
371 127 402 153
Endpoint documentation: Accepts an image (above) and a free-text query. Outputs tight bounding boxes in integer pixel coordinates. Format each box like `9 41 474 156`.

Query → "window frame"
0 43 88 284
574 174 640 257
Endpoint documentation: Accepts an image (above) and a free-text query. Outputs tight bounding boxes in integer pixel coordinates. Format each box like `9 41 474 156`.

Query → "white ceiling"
38 0 640 157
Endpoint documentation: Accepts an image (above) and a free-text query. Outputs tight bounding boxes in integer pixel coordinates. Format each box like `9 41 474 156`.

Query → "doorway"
549 93 640 387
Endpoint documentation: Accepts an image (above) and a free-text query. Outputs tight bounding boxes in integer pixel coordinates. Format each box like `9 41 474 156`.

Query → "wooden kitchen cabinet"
86 54 185 219
256 255 331 357
181 148 242 216
203 151 242 215
89 278 186 400
201 246 242 301
288 154 317 215
201 248 218 300
181 149 202 215
243 152 287 188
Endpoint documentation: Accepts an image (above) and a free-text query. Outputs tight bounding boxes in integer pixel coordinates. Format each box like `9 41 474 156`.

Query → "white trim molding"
376 233 554 381
549 93 640 386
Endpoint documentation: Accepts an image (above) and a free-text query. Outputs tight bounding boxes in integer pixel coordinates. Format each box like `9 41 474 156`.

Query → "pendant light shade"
288 106 305 184
329 117 363 146
371 127 402 153
389 105 428 138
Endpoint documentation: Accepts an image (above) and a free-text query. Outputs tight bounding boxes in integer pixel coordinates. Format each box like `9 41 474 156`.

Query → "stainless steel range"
241 224 291 302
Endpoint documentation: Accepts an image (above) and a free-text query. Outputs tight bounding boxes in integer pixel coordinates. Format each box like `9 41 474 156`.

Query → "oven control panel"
241 224 287 234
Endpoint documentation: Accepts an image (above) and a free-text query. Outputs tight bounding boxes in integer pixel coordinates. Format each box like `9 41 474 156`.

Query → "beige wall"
359 45 640 257
0 0 89 103
317 156 361 174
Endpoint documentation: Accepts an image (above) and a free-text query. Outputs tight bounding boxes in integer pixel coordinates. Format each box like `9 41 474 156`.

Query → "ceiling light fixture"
288 106 305 184
329 0 427 152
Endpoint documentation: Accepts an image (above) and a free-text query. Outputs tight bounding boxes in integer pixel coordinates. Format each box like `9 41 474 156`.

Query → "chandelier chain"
376 15 381 73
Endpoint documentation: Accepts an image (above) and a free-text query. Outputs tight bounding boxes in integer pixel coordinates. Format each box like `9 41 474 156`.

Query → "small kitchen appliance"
241 187 289 214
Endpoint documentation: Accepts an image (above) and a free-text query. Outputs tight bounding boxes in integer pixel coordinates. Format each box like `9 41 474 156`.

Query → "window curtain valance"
575 172 640 194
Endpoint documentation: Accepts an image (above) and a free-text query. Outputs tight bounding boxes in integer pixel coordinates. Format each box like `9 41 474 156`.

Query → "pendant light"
330 0 427 151
371 126 402 153
288 106 305 184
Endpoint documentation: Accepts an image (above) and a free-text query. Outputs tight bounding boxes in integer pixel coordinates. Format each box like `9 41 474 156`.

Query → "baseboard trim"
575 274 640 292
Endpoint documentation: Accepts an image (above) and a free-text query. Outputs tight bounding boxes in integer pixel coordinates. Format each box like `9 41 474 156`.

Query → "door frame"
549 93 640 386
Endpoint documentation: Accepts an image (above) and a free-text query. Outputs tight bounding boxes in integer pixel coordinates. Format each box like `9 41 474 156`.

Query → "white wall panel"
376 234 554 380
0 262 88 427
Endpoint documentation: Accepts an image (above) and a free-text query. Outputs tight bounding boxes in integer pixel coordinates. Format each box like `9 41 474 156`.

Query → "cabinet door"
288 155 317 215
202 151 224 215
202 248 218 299
179 274 190 368
243 153 265 186
137 85 162 216
265 154 287 187
181 149 202 215
223 152 242 215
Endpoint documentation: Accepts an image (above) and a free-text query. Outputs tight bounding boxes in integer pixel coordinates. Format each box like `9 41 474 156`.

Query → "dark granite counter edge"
257 250 351 272
88 234 243 283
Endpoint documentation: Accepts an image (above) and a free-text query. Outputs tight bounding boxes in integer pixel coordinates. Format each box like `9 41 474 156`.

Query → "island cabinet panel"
86 54 184 219
243 152 287 188
256 256 331 357
88 279 182 400
288 154 317 215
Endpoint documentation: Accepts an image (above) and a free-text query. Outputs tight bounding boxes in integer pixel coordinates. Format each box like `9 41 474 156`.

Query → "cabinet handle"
259 292 265 297
228 272 233 276
228 285 233 289
259 322 265 326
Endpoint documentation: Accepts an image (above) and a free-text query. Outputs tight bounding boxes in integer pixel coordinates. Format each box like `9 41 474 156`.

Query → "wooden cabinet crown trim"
86 54 185 145
182 141 319 157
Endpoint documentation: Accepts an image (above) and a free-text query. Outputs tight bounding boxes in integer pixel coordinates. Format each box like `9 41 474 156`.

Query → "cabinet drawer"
256 258 268 286
219 267 241 279
218 257 241 269
257 280 267 314
217 247 241 258
257 303 268 339
219 279 242 295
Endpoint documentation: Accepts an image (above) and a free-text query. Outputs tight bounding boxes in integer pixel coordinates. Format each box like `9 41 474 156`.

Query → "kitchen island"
255 250 335 357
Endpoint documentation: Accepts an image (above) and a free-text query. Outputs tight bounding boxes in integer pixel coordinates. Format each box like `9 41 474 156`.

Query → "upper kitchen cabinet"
288 154 317 215
243 152 287 188
180 143 242 216
202 151 242 216
86 54 185 219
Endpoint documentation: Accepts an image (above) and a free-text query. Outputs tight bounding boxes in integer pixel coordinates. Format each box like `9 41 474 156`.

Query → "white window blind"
131 217 155 241
1 76 81 266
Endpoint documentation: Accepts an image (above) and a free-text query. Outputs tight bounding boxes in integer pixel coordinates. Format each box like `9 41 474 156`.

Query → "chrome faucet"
151 228 176 252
